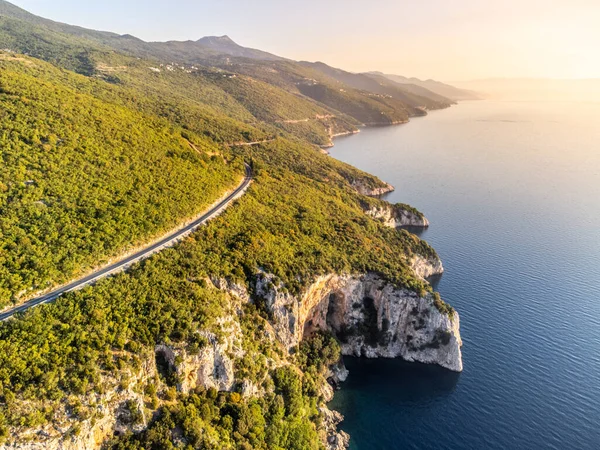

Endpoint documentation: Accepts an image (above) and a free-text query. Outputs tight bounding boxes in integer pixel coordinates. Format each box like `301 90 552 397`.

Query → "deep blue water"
328 101 600 450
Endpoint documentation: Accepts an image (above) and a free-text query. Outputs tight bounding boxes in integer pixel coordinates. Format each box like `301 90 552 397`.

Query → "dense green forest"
206 72 359 147
0 52 399 308
213 59 418 126
0 2 457 447
0 55 241 308
0 0 449 133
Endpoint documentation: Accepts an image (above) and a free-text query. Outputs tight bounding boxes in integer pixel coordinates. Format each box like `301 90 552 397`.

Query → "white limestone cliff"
411 254 444 279
351 180 395 196
255 271 462 373
365 203 430 228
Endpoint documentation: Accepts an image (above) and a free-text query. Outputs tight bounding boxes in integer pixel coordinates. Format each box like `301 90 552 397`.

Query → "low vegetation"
106 368 325 450
0 4 457 446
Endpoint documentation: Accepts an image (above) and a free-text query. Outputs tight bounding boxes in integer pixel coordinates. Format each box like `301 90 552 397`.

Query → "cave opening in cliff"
155 349 178 387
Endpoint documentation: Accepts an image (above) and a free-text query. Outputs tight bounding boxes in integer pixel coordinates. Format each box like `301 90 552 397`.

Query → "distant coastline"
324 103 455 150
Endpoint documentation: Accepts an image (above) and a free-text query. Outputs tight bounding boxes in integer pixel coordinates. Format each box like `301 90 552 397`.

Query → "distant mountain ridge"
0 0 465 138
301 61 454 109
370 72 480 101
0 0 478 106
0 0 282 63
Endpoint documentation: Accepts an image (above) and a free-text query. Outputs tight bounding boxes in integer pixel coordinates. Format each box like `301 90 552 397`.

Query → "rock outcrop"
3 296 249 450
351 180 395 197
365 203 429 228
255 270 462 372
4 353 156 450
304 274 462 372
155 332 237 395
411 254 444 279
4 263 460 450
321 130 360 149
320 406 351 450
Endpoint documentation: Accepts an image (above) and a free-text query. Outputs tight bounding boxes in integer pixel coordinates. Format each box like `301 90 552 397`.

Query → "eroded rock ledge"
411 254 444 279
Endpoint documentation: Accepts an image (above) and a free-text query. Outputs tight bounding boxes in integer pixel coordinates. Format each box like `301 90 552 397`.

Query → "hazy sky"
10 0 600 81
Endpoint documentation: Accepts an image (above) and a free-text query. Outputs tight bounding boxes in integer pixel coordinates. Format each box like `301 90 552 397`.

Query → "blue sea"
328 101 600 450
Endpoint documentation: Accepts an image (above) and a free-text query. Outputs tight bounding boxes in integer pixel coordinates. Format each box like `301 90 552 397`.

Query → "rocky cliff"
320 406 351 450
351 180 395 196
255 269 461 373
364 202 430 228
305 274 461 371
411 254 444 279
4 354 154 450
3 259 460 450
2 290 251 450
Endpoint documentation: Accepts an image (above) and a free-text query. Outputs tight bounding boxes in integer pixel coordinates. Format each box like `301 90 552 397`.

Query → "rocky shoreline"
363 201 430 228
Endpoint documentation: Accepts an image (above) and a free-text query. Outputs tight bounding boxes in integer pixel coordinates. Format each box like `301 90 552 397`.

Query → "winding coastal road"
0 164 253 322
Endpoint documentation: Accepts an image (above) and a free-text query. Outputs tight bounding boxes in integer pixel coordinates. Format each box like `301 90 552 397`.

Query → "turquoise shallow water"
328 101 600 450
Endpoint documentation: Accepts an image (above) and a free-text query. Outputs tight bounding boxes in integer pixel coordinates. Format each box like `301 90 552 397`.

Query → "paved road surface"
0 164 252 322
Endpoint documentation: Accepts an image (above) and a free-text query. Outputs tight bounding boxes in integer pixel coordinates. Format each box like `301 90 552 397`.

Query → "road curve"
0 164 253 322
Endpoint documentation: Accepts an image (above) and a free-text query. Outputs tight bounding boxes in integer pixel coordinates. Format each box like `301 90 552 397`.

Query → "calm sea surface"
328 101 600 450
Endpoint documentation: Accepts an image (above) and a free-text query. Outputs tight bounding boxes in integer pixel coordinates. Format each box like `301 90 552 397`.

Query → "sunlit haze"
9 0 600 81
3 1 600 449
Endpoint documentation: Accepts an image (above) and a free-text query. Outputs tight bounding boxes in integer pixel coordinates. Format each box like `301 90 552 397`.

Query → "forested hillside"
0 2 459 448
207 59 437 126
300 61 453 109
0 134 440 448
372 72 481 101
0 0 454 133
0 53 242 308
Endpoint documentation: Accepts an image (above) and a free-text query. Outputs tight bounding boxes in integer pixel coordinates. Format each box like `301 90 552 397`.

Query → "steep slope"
0 52 243 308
0 1 280 65
0 0 451 135
0 0 215 63
211 59 423 126
365 72 453 104
0 14 104 75
0 49 397 309
0 133 460 450
0 13 355 147
0 3 463 449
0 9 365 144
297 82 413 125
202 67 359 146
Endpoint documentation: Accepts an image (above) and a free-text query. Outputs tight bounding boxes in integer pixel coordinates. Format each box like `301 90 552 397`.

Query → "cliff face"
320 406 351 450
365 203 430 228
257 271 462 373
155 327 239 395
5 356 154 450
351 180 395 197
411 254 444 279
305 274 461 371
